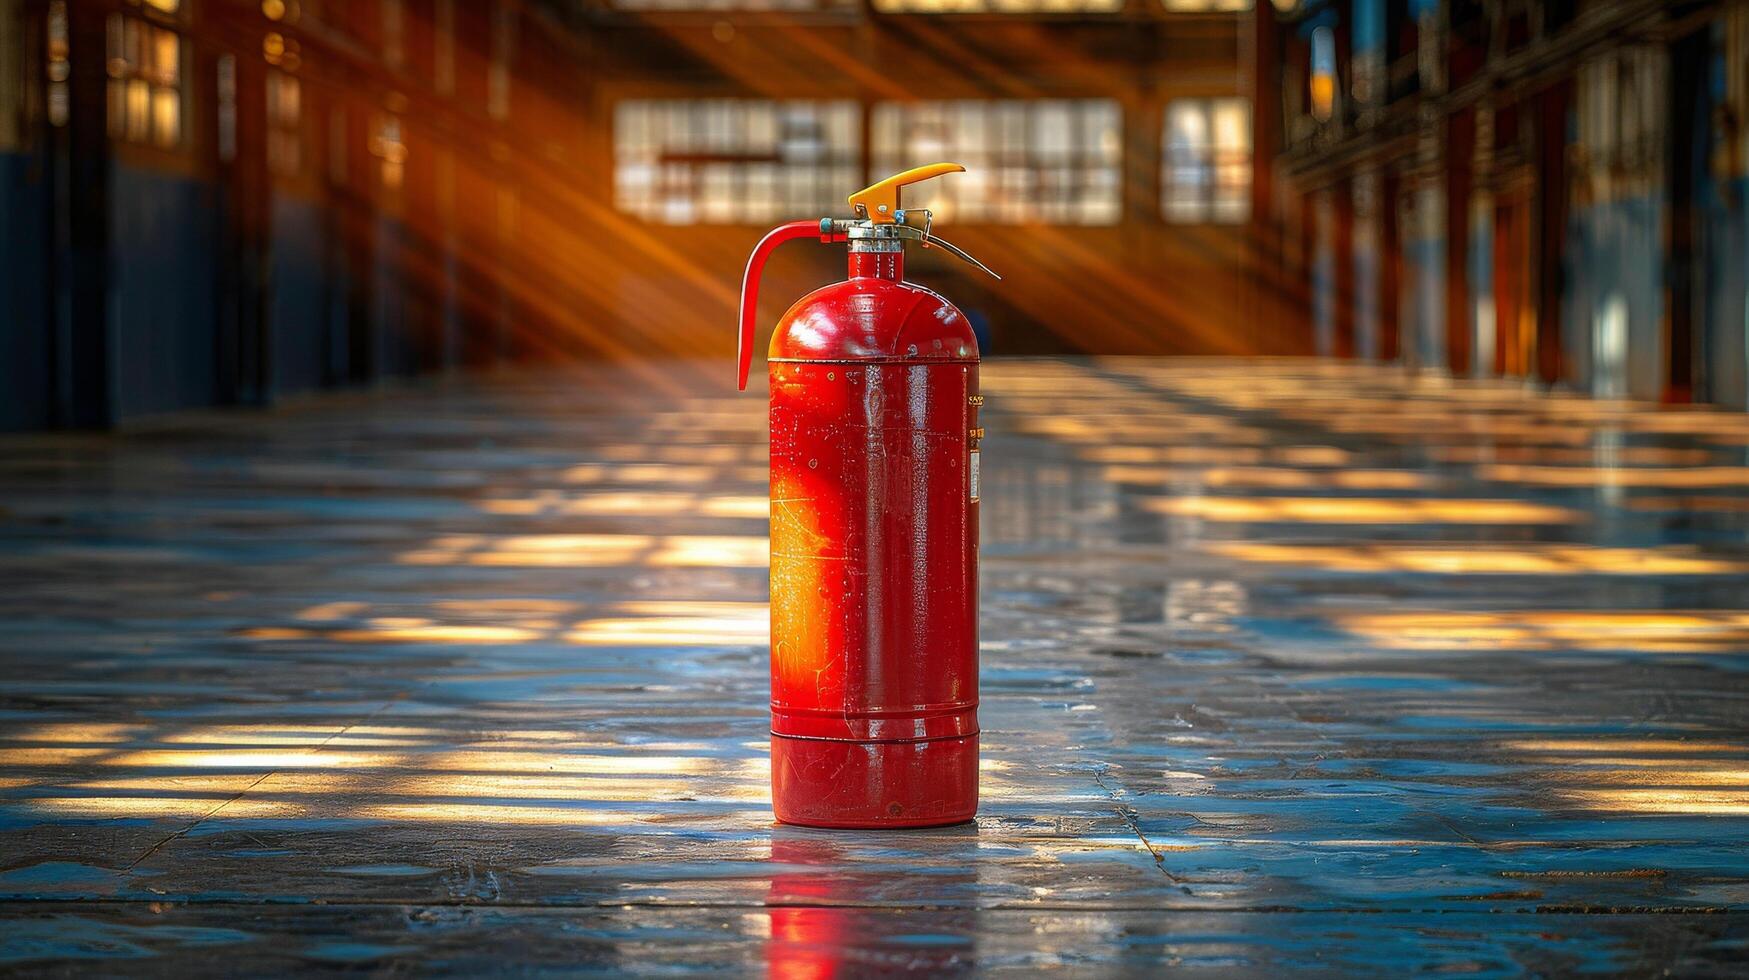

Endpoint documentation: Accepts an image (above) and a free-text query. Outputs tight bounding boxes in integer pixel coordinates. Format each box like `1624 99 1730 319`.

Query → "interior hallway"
0 357 1746 972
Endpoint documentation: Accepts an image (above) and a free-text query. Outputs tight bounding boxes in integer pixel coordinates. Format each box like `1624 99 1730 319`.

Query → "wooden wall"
0 0 1266 430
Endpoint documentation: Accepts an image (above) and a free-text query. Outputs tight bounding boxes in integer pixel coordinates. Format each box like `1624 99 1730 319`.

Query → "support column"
216 46 272 407
1380 169 1401 362
1354 169 1381 359
1445 107 1475 374
1312 188 1335 356
1666 24 1708 403
1533 79 1571 386
49 0 111 427
1248 0 1292 353
1468 105 1496 377
1334 177 1355 358
0 0 53 430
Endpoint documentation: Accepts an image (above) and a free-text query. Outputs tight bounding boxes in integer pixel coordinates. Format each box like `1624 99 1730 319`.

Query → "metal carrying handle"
896 209 1001 281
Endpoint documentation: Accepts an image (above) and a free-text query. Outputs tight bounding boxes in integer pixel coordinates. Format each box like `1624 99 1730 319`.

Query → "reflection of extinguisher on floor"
738 164 999 829
765 834 977 977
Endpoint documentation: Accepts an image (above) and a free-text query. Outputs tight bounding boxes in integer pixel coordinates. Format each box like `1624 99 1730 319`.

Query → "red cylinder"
765 246 981 828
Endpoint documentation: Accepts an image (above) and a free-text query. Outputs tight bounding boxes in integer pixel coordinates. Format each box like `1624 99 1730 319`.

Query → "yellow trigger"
848 162 965 224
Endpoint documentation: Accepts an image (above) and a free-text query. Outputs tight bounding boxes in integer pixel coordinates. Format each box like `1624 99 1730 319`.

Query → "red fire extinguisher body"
767 249 981 828
736 164 995 828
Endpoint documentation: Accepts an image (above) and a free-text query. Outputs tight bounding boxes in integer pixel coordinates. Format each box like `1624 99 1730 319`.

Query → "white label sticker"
969 450 980 502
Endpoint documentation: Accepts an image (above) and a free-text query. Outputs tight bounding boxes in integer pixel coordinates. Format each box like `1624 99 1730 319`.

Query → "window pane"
151 27 178 84
150 85 178 147
1161 0 1250 10
870 99 1122 226
125 78 150 143
267 70 301 176
875 0 1123 11
1162 96 1250 224
614 99 862 225
1211 97 1251 222
613 0 853 10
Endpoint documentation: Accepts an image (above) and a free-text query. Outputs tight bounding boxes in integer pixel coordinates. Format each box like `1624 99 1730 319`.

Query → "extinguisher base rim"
766 730 981 745
767 357 979 365
773 814 977 830
770 732 978 830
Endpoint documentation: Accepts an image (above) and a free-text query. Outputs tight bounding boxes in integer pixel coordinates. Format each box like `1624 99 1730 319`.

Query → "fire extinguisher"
737 163 999 828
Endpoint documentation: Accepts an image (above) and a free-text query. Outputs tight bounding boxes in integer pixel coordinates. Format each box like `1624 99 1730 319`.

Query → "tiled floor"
1 358 1746 974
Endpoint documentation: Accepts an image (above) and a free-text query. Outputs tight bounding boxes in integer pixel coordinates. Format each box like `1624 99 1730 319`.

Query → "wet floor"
0 357 1746 975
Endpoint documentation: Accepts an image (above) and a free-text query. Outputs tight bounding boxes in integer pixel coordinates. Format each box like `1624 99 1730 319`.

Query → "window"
614 99 861 224
1575 48 1665 186
217 54 236 162
259 24 301 173
435 0 456 95
0 0 21 149
47 1 69 128
267 70 301 176
1162 97 1250 223
1351 0 1383 106
1160 0 1250 10
106 10 184 149
872 0 1120 12
372 114 406 192
488 3 514 122
612 0 854 10
1310 24 1335 122
870 100 1121 224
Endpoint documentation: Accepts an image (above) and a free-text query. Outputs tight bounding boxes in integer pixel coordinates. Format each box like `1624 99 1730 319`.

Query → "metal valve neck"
821 217 907 252
845 224 907 254
844 223 904 279
818 212 1001 282
850 247 903 281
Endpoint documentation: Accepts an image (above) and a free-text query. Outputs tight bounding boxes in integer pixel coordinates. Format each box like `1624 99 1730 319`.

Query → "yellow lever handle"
848 162 965 224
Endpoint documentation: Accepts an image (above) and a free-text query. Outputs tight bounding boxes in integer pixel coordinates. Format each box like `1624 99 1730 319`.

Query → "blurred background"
0 0 1743 430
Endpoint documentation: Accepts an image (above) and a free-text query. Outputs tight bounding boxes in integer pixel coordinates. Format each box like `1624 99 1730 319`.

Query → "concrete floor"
1 357 1747 975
